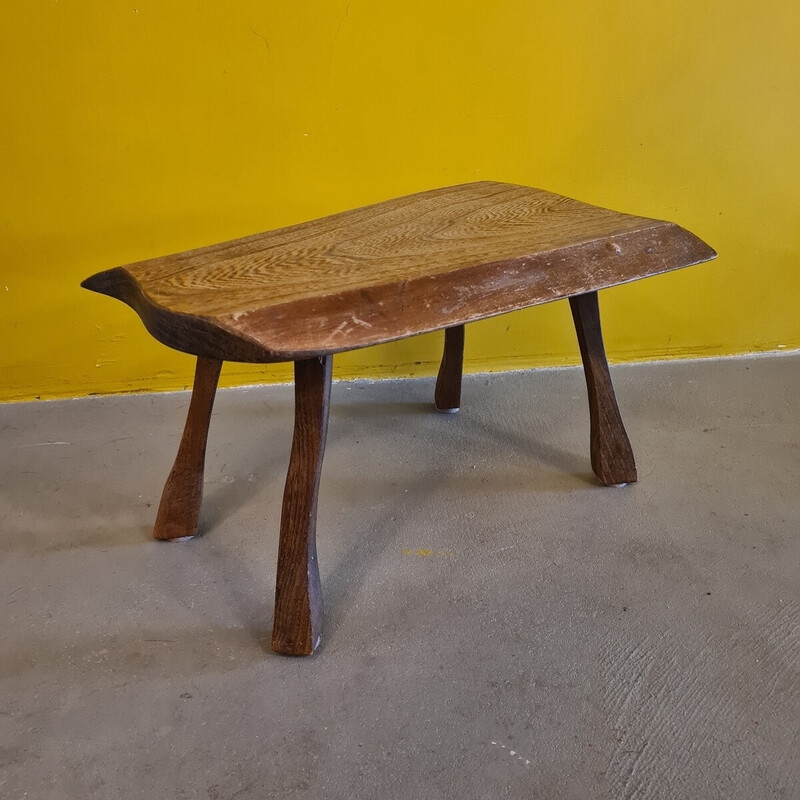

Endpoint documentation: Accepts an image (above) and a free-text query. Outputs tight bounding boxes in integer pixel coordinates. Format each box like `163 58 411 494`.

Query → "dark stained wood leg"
153 357 223 539
272 355 333 656
569 292 637 486
435 324 465 412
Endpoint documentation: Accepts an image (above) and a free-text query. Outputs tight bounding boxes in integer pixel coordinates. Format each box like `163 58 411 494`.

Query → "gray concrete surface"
1 354 798 799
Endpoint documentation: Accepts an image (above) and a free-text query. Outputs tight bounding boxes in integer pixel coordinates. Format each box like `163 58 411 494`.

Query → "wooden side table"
82 181 715 655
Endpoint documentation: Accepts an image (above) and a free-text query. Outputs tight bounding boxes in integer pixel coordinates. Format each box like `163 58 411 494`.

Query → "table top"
82 181 715 362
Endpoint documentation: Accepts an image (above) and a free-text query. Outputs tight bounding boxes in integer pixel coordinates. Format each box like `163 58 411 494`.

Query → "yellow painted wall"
2 1 798 402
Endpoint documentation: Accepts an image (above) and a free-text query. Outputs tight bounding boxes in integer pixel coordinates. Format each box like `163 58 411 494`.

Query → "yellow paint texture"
2 1 798 401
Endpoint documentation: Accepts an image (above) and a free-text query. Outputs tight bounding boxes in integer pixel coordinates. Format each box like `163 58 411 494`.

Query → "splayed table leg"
435 324 465 413
569 292 637 486
153 357 222 540
272 355 333 655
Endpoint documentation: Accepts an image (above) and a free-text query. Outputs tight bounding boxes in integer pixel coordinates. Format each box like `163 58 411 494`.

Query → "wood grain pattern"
272 355 332 656
153 356 222 539
81 182 716 363
569 292 637 486
435 325 464 412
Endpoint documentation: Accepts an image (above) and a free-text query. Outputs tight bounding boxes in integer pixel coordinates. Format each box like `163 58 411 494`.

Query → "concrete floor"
1 354 798 799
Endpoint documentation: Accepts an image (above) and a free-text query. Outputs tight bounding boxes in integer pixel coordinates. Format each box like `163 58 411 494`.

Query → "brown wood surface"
153 356 222 539
569 292 637 486
272 355 333 656
435 325 465 412
81 182 716 363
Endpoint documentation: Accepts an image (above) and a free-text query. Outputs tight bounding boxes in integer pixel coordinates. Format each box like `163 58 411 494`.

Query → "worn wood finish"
81 182 716 363
435 325 465 412
272 355 333 656
569 292 637 486
153 356 222 540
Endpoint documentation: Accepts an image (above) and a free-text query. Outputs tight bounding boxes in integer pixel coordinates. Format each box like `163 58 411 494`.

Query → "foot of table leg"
569 292 637 486
272 355 333 656
435 325 465 413
153 357 222 540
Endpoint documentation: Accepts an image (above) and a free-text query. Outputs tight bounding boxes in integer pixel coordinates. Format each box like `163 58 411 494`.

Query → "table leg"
153 356 222 539
435 324 465 412
569 292 637 486
272 355 333 655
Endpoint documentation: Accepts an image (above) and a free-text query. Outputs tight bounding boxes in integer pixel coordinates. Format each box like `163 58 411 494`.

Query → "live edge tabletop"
82 181 716 656
82 181 715 363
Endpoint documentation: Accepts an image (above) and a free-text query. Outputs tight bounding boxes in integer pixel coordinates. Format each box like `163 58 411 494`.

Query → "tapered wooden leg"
272 355 333 656
153 357 222 540
435 324 465 412
569 292 637 486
